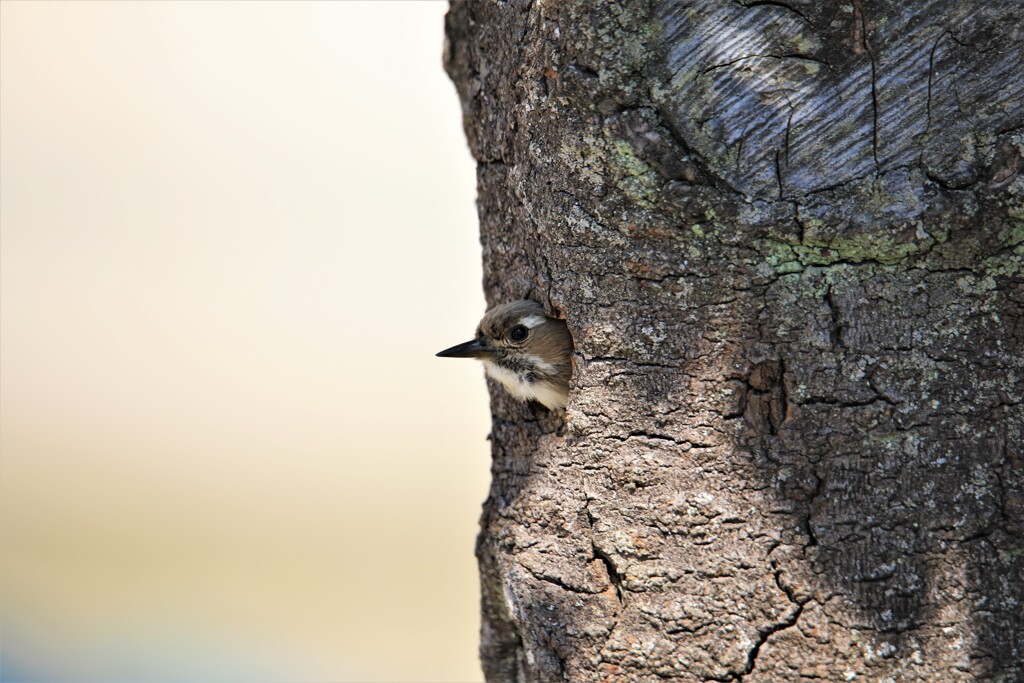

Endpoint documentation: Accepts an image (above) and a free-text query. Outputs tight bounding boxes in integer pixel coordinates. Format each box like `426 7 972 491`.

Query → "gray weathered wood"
445 1 1023 680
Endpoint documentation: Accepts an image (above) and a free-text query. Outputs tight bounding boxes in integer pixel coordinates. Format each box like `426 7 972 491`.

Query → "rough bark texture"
444 1 1023 681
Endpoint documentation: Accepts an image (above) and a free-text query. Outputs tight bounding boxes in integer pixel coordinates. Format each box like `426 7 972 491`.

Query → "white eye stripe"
520 315 546 329
522 353 556 373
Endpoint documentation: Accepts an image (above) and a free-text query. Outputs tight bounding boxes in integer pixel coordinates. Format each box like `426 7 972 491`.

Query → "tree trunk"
443 1 1023 681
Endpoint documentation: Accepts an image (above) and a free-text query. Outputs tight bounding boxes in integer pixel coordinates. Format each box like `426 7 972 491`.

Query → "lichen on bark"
445 1 1023 680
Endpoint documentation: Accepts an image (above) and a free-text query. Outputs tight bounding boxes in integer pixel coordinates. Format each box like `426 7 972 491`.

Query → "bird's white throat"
482 359 567 410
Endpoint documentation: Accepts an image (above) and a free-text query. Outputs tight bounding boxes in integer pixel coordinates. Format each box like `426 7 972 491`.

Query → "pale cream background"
0 2 491 681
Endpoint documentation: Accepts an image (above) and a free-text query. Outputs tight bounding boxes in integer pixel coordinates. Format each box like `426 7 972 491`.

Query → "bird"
436 300 573 410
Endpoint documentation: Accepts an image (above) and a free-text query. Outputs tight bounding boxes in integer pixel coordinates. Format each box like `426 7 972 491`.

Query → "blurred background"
0 2 490 681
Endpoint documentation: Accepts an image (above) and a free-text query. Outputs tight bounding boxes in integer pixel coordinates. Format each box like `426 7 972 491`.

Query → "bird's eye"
509 325 529 342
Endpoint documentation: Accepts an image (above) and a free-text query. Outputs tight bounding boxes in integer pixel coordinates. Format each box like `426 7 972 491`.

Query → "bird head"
436 300 573 410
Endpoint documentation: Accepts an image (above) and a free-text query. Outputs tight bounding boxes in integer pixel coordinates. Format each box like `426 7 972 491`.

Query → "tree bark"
444 1 1023 681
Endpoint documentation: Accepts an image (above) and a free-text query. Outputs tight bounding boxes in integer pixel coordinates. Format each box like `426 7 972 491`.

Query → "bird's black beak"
436 339 489 359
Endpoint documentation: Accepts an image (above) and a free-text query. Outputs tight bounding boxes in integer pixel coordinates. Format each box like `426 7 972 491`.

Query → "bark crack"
853 0 880 169
783 92 796 171
584 502 625 668
924 31 947 138
865 367 900 406
703 53 830 73
774 150 786 200
824 284 848 353
519 563 605 595
727 573 810 682
592 542 625 605
736 0 813 25
585 505 625 606
705 602 806 683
